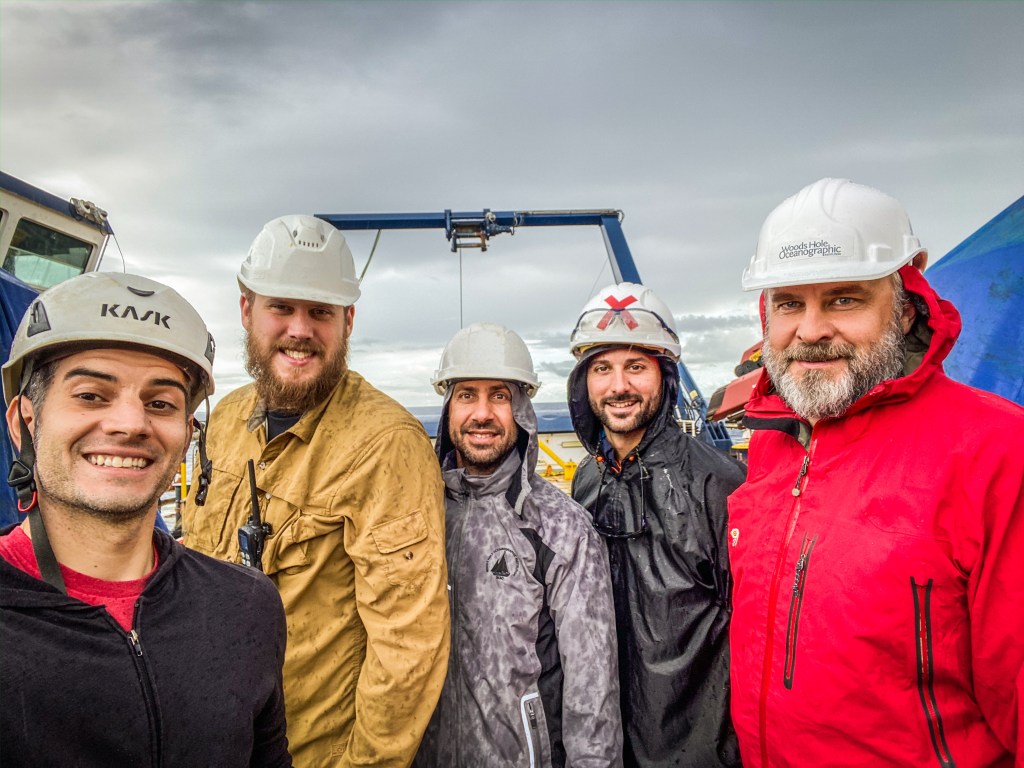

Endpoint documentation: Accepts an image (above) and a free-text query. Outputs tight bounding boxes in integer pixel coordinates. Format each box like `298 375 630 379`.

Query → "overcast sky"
2 0 1021 408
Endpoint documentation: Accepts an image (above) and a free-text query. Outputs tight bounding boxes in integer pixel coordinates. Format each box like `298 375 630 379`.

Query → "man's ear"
180 417 195 462
911 250 929 272
5 396 35 451
240 293 253 330
900 296 917 334
343 305 355 340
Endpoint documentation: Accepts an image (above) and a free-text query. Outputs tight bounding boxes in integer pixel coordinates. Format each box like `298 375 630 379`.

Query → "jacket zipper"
759 445 813 767
520 691 543 768
912 578 957 768
783 533 817 689
128 600 163 768
450 488 468 767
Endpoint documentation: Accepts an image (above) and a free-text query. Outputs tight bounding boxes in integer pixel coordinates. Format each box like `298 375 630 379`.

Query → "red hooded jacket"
729 265 1024 767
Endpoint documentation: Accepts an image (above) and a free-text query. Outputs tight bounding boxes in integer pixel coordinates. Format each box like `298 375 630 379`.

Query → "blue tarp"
926 195 1024 407
0 269 40 526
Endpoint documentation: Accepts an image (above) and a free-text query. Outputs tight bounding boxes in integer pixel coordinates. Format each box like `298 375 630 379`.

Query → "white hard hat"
432 322 540 398
569 282 681 361
2 272 215 412
238 214 361 305
742 178 926 291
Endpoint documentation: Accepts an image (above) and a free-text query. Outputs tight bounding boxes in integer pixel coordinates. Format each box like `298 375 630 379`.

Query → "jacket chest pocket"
260 496 335 575
370 510 436 587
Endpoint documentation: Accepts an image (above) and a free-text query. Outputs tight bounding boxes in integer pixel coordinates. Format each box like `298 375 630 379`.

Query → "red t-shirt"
0 526 156 631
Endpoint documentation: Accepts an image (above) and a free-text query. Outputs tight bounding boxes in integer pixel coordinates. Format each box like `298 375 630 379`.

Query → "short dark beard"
243 331 348 413
589 387 662 437
763 294 907 422
450 419 518 476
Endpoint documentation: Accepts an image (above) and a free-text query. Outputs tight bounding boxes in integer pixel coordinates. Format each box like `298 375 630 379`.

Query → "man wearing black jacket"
567 282 745 768
0 272 290 767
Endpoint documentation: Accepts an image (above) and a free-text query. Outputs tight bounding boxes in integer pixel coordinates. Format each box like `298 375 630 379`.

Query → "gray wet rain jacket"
415 382 622 768
568 352 746 768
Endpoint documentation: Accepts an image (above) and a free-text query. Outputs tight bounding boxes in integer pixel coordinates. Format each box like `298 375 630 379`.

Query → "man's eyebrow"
589 354 651 366
63 367 116 384
64 368 189 398
821 284 872 298
151 378 190 398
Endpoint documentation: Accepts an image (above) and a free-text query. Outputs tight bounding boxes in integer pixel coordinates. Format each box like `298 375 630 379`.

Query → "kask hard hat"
569 282 681 361
239 214 361 306
742 177 926 291
2 271 215 412
432 322 540 398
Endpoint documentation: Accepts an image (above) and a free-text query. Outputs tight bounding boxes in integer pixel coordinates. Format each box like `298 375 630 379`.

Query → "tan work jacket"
183 371 450 768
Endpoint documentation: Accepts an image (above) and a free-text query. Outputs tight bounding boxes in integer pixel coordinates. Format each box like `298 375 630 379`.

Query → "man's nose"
795 305 835 344
284 312 314 339
469 399 496 422
607 367 631 393
103 399 151 437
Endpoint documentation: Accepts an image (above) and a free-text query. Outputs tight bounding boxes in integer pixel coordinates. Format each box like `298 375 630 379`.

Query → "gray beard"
763 319 906 423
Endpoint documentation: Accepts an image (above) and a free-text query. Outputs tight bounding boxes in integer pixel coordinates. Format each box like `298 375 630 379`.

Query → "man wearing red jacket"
729 178 1024 768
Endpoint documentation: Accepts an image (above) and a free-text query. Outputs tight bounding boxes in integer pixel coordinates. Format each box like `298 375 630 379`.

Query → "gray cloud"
2 0 1021 411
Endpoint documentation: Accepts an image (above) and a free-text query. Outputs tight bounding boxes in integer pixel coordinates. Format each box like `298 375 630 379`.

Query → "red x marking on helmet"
597 294 639 330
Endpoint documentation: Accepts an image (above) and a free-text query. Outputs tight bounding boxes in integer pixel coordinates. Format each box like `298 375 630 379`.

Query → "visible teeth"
284 350 311 360
88 455 149 469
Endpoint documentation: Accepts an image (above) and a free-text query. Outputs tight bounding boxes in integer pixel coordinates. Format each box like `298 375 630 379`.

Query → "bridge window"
2 218 93 291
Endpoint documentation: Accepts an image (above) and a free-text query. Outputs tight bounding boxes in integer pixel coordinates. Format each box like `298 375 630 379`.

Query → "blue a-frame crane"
316 208 733 450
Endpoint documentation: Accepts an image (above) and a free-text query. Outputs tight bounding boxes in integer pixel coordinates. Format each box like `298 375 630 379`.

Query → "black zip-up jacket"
0 527 290 768
568 353 746 768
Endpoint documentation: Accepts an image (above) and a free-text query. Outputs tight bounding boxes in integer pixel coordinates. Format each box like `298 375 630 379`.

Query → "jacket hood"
745 263 963 428
567 345 680 456
436 381 538 515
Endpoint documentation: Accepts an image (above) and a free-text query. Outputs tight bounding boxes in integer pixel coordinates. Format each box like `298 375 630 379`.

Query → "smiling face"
585 347 663 458
8 348 193 523
762 275 914 424
447 379 518 476
241 292 353 413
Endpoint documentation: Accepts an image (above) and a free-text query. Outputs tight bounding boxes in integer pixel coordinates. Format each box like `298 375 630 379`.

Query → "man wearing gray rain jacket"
415 322 622 768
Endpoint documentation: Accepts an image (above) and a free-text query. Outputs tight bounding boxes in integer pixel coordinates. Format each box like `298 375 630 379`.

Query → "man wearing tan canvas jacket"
184 214 450 767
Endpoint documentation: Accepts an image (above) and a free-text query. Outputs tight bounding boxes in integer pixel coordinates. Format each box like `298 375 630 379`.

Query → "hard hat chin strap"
191 406 213 507
27 507 66 594
7 397 38 512
5 393 66 593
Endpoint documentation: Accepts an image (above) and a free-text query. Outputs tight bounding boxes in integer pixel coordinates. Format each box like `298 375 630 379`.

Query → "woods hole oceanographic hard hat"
570 282 681 361
742 177 926 291
238 214 361 306
432 322 540 398
2 271 216 412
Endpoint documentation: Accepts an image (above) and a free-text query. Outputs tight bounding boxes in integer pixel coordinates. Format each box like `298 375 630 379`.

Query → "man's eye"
74 392 102 402
833 297 856 307
148 400 179 412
